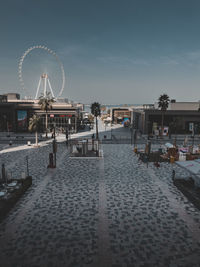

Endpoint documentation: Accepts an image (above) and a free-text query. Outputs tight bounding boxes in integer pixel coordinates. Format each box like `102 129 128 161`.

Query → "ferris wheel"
18 45 65 99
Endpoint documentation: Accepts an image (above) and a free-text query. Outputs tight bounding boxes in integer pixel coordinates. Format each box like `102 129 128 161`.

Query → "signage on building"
17 110 27 130
59 114 72 117
189 122 194 132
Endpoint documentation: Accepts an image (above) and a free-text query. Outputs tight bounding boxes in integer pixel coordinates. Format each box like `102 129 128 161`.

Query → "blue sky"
0 0 200 104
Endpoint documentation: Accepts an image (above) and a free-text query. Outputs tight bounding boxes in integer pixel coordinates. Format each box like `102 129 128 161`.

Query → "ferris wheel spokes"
19 45 65 99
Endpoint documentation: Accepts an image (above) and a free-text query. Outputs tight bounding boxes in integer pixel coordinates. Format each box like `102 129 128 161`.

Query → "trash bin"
170 156 175 164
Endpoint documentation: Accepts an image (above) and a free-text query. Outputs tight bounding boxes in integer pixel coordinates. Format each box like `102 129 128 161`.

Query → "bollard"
2 164 6 183
26 156 29 176
172 170 175 180
143 154 149 167
53 140 57 153
52 140 57 167
147 141 151 155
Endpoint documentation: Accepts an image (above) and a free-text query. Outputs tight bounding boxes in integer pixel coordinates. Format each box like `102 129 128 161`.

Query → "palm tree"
29 114 41 146
38 92 55 137
91 102 101 139
158 93 170 136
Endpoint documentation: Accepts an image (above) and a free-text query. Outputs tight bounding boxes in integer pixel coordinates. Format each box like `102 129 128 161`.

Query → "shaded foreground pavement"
0 143 200 267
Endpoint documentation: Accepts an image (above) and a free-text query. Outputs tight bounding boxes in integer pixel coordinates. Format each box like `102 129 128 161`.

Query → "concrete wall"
170 102 199 111
154 101 200 111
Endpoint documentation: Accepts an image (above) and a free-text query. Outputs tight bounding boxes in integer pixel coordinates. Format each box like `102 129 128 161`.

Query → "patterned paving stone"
0 143 200 267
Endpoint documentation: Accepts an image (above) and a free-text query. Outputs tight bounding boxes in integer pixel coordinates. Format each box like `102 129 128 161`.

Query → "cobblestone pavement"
0 143 200 267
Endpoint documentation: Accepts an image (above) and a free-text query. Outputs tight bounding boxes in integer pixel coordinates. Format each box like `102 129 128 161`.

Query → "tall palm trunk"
35 131 38 146
161 112 164 136
96 116 99 140
45 111 48 138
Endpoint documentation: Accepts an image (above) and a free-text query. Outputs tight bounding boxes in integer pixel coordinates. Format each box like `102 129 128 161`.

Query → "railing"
69 139 101 156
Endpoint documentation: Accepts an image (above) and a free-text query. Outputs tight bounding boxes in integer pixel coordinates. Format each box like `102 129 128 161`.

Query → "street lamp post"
26 156 29 177
134 130 137 147
66 126 69 146
131 120 136 146
192 127 195 147
53 123 57 167
131 125 133 145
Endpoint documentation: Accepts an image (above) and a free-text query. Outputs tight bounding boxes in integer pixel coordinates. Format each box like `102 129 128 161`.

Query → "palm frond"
28 115 41 132
90 102 101 117
158 93 170 111
38 92 55 112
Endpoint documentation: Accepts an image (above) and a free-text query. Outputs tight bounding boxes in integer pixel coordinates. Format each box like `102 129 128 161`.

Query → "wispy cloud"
160 56 179 65
185 50 200 61
58 44 83 56
159 50 200 67
96 56 150 66
131 59 150 66
58 43 200 71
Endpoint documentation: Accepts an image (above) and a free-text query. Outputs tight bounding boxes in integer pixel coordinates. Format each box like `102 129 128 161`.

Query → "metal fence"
68 139 101 156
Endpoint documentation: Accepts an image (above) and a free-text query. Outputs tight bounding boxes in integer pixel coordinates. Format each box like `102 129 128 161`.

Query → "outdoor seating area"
135 141 168 163
0 174 32 222
135 139 200 210
136 140 200 164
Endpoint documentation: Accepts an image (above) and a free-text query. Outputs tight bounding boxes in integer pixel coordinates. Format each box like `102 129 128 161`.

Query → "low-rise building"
110 107 133 124
0 93 84 133
132 100 200 135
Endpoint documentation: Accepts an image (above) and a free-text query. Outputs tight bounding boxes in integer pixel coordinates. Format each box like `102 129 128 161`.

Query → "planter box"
139 152 168 163
0 176 32 222
173 178 200 210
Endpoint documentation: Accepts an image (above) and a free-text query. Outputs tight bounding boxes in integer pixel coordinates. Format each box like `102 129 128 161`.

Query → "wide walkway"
0 142 200 267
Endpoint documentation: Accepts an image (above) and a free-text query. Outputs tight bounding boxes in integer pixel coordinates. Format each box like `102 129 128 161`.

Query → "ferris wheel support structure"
35 74 55 99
